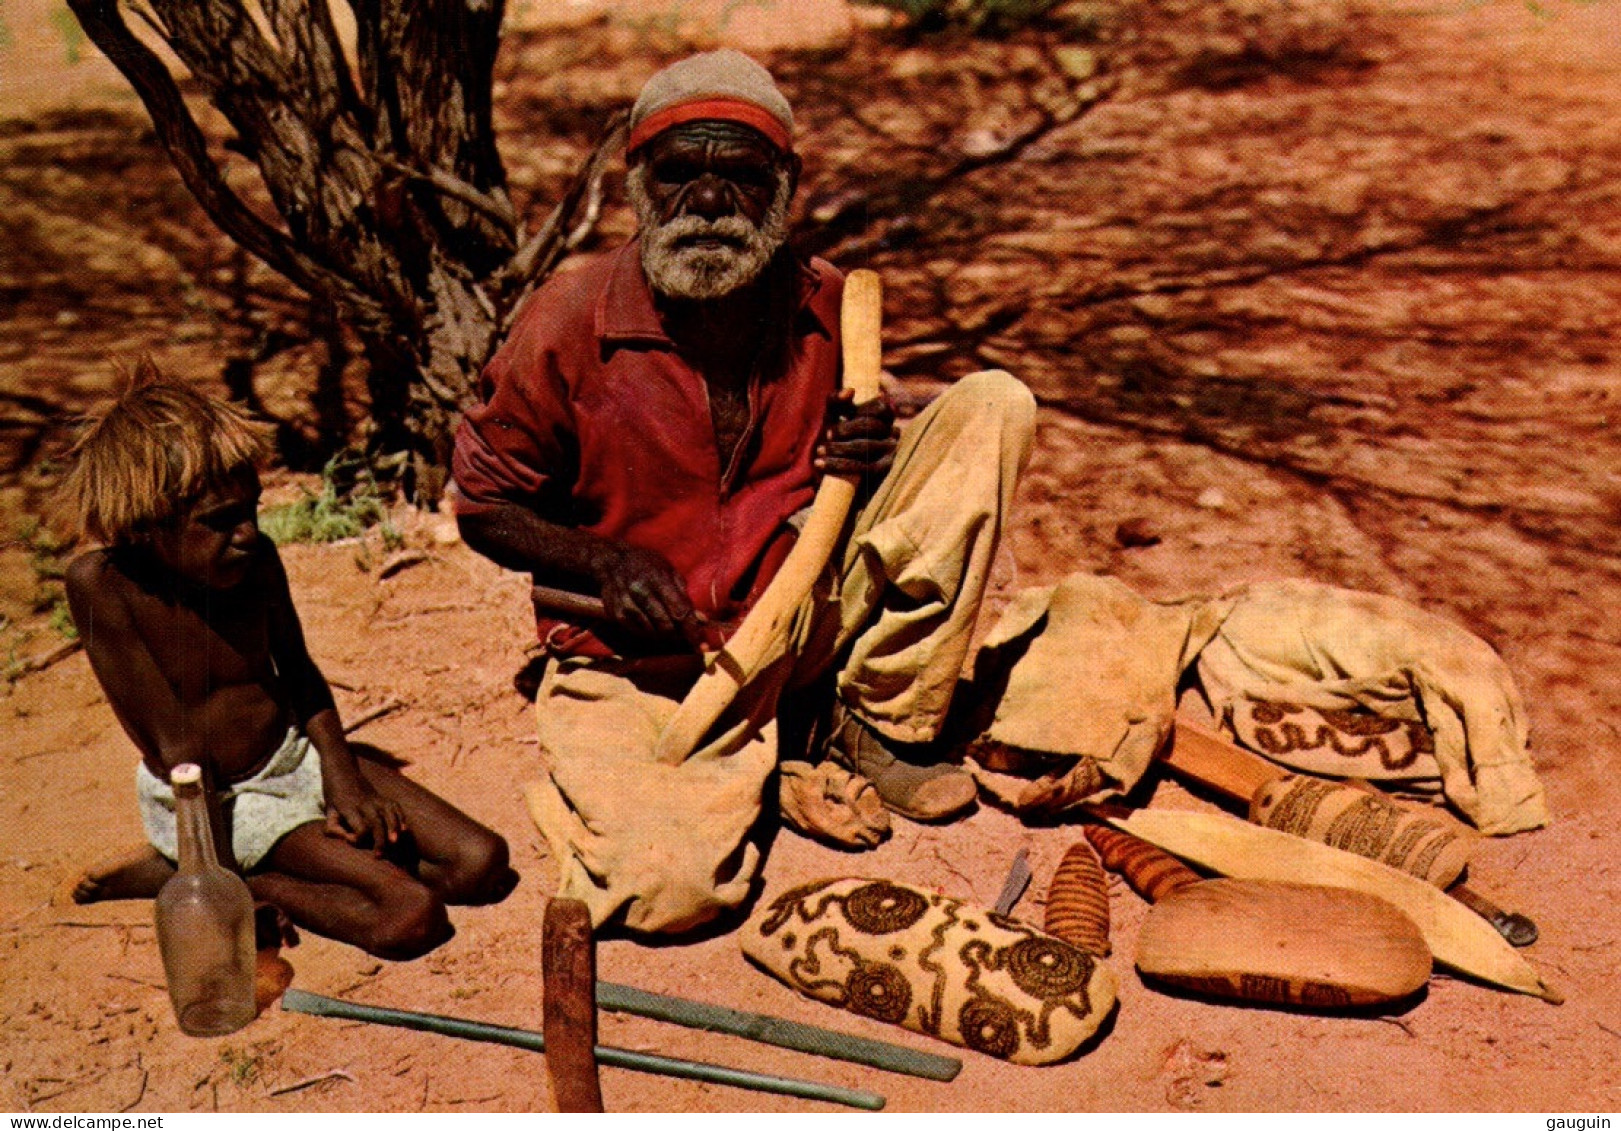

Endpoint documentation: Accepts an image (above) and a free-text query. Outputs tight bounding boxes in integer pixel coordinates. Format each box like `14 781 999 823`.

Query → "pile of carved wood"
1034 724 1559 1012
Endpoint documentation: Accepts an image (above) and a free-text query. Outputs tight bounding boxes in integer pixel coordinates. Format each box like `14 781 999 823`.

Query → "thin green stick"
596 980 960 1082
280 988 885 1111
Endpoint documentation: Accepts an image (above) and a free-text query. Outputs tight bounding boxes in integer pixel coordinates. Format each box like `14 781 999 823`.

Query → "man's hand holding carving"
590 541 707 650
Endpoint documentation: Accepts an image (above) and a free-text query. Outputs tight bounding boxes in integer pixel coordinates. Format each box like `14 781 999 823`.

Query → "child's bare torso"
72 548 294 784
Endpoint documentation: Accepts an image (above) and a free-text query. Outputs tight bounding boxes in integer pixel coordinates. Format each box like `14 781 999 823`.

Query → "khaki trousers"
525 370 1036 932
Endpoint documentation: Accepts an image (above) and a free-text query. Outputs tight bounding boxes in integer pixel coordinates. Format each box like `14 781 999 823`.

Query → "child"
61 362 517 960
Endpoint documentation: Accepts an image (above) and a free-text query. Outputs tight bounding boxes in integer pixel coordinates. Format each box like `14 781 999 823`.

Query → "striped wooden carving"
1044 840 1112 957
1084 824 1200 904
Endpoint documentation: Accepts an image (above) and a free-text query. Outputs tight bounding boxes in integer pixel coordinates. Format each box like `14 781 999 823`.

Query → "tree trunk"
66 0 619 498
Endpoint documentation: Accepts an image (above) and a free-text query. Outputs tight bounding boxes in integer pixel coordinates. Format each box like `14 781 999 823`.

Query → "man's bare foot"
70 843 175 903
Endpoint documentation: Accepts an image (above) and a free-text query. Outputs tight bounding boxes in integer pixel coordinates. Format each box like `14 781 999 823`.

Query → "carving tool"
1447 883 1538 948
281 988 886 1110
992 847 1033 917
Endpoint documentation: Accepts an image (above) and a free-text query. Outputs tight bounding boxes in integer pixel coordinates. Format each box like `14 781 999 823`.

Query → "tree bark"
66 0 618 496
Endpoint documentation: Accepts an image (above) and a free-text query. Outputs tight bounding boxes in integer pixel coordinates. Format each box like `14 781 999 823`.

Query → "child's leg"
354 759 518 906
251 823 453 961
71 842 176 903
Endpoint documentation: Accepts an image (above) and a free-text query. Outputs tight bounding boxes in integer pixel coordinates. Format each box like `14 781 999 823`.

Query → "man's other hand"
592 542 706 649
815 388 898 486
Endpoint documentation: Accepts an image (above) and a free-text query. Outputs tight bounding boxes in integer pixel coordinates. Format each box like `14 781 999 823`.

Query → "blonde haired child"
64 362 515 959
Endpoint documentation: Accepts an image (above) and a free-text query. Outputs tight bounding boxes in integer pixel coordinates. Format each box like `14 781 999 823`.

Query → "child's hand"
324 778 407 853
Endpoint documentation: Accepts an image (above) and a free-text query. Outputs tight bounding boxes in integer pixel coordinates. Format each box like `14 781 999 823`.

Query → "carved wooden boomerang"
651 269 884 764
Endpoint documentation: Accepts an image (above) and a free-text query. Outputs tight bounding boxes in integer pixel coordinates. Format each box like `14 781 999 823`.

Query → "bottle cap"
170 763 203 786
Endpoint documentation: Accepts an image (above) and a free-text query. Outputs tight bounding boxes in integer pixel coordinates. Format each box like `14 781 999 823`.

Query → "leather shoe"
823 703 977 822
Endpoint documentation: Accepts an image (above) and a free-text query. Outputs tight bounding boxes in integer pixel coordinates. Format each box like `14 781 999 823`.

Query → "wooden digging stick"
281 989 887 1110
542 899 604 1112
1161 721 1540 947
649 269 885 765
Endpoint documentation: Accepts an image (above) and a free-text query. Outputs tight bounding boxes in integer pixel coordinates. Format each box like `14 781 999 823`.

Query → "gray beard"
628 165 793 301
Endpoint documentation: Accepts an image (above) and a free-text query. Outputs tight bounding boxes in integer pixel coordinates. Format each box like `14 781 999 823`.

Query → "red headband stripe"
627 98 792 155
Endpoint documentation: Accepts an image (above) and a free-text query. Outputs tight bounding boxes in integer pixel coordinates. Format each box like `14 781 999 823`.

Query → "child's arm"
65 554 210 773
261 543 406 852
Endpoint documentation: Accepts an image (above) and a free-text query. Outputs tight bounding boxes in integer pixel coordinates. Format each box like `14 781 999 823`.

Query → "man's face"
628 121 798 301
150 464 263 591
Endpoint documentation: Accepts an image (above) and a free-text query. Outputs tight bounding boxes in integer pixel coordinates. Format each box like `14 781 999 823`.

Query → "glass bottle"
154 763 257 1037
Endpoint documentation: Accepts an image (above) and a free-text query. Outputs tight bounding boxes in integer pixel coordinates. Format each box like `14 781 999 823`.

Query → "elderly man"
453 50 1035 933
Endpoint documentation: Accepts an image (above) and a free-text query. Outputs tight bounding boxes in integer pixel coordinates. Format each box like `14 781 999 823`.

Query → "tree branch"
67 1 299 287
498 110 627 319
364 0 511 272
65 0 387 326
564 163 608 252
373 152 517 233
295 0 370 131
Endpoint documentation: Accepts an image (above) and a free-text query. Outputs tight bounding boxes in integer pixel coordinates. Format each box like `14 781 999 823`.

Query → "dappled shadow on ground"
7 1 1617 561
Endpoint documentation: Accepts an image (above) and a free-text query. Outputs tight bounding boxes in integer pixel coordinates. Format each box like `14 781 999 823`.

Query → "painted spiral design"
958 997 1021 1059
846 962 912 1023
1043 840 1112 957
1006 936 1095 999
844 881 930 934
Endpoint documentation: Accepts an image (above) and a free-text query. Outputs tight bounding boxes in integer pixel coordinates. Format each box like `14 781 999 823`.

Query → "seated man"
453 50 1035 933
63 364 517 959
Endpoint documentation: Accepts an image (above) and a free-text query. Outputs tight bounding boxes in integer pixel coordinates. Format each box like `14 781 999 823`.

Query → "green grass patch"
12 518 77 641
48 597 78 641
260 456 398 547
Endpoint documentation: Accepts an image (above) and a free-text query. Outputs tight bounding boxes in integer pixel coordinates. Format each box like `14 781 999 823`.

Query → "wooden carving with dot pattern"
741 878 1118 1065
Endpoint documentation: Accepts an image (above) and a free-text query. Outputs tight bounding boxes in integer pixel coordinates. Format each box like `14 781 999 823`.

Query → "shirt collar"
595 238 834 347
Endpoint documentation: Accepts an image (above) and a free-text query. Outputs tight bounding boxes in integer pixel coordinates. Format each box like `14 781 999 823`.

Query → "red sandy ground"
2 0 1619 1114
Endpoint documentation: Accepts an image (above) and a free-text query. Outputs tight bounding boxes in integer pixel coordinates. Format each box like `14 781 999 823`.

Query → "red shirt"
452 240 844 654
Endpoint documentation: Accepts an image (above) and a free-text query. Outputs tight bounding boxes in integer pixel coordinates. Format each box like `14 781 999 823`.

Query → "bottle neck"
172 780 222 874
